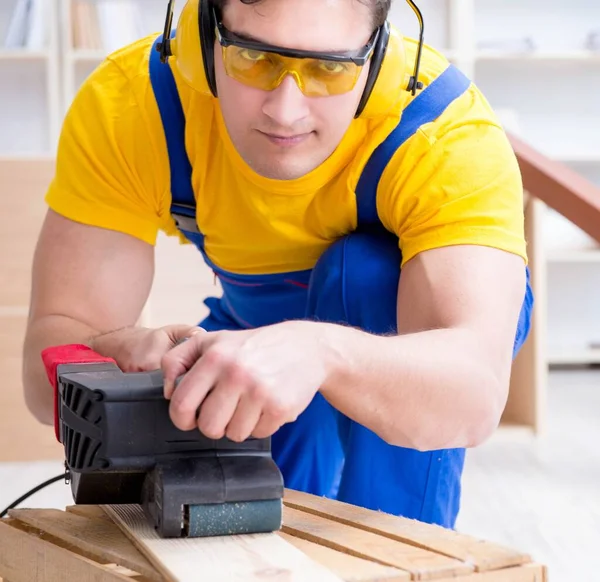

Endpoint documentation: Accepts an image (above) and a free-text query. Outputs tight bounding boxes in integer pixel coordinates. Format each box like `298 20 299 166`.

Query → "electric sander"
41 344 284 538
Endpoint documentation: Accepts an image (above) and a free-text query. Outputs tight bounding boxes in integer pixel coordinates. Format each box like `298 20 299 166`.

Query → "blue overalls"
149 36 534 529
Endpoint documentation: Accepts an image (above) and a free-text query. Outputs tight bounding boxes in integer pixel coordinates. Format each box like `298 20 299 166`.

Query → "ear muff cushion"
358 24 409 119
199 0 217 94
171 0 214 95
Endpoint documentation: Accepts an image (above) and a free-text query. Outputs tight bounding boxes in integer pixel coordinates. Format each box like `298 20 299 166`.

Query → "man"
22 0 533 529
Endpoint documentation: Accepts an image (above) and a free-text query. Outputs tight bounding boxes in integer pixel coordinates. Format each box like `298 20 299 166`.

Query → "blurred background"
0 1 599 580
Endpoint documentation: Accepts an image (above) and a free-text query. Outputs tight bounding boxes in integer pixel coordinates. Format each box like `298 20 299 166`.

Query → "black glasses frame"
214 12 380 65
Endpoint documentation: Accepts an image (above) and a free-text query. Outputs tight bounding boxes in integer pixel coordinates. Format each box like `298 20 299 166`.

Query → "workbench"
0 489 546 581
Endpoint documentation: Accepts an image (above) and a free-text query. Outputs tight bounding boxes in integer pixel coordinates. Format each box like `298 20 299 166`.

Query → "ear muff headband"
160 0 425 118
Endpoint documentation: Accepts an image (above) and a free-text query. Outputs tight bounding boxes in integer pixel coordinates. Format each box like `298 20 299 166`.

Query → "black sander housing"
42 344 284 538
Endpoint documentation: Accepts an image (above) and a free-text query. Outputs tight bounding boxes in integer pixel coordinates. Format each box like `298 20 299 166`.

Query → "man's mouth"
257 130 313 147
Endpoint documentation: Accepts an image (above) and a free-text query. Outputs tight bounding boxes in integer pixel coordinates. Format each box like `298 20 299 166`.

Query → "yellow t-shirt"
46 33 527 275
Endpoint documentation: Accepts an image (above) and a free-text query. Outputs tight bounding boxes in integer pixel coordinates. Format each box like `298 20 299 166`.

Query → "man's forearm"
22 315 99 425
320 324 509 452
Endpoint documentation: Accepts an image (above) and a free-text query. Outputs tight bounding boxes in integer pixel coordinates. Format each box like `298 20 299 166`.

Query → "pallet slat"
0 519 134 582
8 508 159 581
283 489 531 572
283 506 472 581
279 532 410 582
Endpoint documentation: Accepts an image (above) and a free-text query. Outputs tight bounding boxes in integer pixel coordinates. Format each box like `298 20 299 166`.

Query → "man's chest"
189 161 359 276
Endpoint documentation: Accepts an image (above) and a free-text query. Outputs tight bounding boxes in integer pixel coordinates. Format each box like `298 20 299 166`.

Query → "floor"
456 367 600 581
1 368 598 581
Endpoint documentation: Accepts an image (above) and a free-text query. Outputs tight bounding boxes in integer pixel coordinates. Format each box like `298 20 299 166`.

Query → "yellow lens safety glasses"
215 18 380 97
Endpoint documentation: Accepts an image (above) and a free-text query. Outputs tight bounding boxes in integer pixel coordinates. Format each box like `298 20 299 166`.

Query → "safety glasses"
214 15 380 97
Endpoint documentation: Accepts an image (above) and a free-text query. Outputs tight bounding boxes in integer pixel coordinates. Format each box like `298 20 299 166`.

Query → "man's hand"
161 321 336 441
91 324 203 372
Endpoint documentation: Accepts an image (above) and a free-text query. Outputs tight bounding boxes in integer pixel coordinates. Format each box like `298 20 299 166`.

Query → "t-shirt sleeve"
45 56 171 246
377 88 527 267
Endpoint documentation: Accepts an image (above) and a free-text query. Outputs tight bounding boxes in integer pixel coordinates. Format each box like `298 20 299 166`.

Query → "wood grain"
104 504 344 582
278 532 409 582
0 518 132 582
8 508 160 580
282 506 472 580
441 563 546 582
283 489 531 572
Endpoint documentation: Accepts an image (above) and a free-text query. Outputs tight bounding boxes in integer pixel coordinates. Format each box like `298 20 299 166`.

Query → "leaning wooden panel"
503 195 548 433
509 133 600 244
105 504 344 582
283 489 531 572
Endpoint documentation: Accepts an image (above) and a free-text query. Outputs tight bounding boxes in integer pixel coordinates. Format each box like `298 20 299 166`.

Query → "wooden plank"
503 196 547 433
443 563 546 582
278 532 410 582
283 489 530 572
104 504 344 582
66 504 116 522
0 519 133 582
282 506 472 581
8 508 160 581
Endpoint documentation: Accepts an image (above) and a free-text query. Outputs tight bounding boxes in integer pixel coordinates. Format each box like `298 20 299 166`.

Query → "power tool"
39 344 284 538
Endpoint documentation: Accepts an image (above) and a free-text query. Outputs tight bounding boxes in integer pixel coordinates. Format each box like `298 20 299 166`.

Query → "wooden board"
0 490 547 582
0 157 65 462
283 489 531 573
104 504 344 582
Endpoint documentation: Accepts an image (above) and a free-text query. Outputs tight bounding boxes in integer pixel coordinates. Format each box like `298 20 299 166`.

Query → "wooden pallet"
0 489 546 582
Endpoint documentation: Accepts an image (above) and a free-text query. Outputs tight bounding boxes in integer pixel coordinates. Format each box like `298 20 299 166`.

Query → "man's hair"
209 0 392 29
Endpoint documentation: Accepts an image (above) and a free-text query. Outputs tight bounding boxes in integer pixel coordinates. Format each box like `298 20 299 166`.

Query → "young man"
22 0 533 529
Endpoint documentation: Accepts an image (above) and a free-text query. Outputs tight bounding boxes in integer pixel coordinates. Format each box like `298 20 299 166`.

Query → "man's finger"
196 368 244 439
162 333 209 398
225 392 263 443
167 325 205 344
251 412 283 440
168 354 219 430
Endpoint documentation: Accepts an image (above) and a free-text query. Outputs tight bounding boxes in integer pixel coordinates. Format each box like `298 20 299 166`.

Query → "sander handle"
41 344 118 442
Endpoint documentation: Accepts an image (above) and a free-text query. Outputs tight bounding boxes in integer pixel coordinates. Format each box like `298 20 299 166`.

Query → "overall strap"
356 64 472 232
149 34 204 249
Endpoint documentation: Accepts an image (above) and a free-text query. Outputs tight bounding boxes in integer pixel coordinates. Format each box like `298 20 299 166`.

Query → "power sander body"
43 345 284 538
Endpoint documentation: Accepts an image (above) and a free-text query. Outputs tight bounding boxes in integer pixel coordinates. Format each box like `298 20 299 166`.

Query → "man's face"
214 0 374 180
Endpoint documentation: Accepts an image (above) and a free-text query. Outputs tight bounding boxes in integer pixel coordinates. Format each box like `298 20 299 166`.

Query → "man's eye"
239 49 266 61
318 61 345 74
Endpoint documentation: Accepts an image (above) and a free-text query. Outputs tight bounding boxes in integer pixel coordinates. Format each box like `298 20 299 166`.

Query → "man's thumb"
166 324 205 344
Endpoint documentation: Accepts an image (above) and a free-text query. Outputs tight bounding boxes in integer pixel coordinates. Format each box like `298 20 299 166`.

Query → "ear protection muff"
161 0 214 96
159 0 425 118
356 22 411 118
356 0 425 118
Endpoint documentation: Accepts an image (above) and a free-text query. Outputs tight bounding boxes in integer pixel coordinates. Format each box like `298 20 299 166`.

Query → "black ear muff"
199 0 218 96
355 22 390 118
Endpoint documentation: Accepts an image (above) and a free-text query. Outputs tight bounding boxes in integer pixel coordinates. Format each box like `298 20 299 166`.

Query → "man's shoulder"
401 37 502 137
102 33 159 84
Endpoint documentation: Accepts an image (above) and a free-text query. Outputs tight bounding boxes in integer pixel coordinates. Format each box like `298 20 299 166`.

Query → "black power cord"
0 472 68 518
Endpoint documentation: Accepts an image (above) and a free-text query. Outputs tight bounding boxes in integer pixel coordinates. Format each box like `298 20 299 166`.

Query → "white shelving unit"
0 0 60 158
59 0 184 113
465 0 600 367
1 0 599 367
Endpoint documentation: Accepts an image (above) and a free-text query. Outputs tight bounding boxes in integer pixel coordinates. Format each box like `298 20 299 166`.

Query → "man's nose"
261 74 310 128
